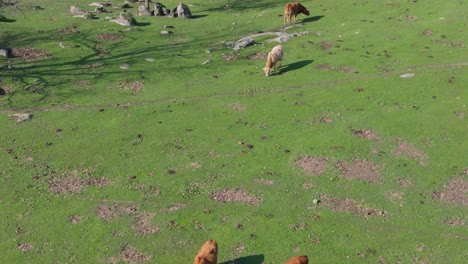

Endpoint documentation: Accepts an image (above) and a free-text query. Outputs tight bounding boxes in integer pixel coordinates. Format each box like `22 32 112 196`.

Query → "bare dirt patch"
96 33 122 41
247 52 267 60
316 64 335 71
294 156 329 176
132 212 160 234
396 178 413 187
320 194 388 217
109 245 152 263
386 190 405 202
48 169 109 194
69 215 84 224
210 188 261 205
351 129 382 142
12 48 51 60
221 53 239 61
253 178 274 185
228 102 246 112
392 138 429 166
18 243 33 252
431 177 467 206
335 159 382 184
96 204 138 222
118 80 144 93
444 218 466 227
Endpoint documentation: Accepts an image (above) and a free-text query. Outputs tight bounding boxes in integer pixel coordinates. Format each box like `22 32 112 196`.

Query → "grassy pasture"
0 0 467 263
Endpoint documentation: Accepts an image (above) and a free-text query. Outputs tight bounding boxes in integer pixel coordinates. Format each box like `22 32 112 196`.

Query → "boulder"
233 37 255 50
0 47 12 58
138 5 151 16
70 6 85 15
171 3 191 18
111 12 137 26
154 2 170 16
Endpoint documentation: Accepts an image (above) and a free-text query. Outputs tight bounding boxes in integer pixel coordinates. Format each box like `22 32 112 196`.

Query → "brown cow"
193 240 218 264
284 255 309 264
284 2 310 25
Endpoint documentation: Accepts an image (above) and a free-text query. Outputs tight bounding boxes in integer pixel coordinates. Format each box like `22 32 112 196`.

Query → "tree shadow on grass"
303 15 324 23
282 60 314 72
219 254 264 264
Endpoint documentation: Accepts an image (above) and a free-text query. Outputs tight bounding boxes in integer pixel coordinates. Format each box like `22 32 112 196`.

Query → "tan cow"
193 240 218 264
263 44 284 76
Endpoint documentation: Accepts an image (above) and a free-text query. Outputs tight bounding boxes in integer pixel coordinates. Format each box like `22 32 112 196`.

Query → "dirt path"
1 61 467 114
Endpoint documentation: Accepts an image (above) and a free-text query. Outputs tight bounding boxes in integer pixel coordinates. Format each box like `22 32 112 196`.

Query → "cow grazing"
263 44 284 76
193 240 218 264
284 2 310 25
284 255 309 264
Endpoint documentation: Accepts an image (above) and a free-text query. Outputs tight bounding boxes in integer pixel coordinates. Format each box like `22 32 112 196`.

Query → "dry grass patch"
351 129 382 142
295 156 329 176
48 169 109 194
210 188 261 205
109 245 152 263
320 194 388 217
392 138 429 166
335 159 382 184
431 177 467 206
12 48 51 60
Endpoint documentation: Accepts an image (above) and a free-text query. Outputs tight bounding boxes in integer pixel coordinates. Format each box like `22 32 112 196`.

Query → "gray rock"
154 2 170 16
0 47 12 58
111 12 137 26
138 5 151 16
171 2 192 18
234 37 255 50
70 6 85 15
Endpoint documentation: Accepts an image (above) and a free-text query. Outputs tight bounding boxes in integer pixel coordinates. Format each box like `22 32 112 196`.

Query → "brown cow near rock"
193 239 218 264
284 2 310 25
284 255 309 264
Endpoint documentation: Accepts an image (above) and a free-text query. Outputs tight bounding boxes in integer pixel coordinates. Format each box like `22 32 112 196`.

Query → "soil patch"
392 138 429 166
69 215 84 224
109 245 152 263
48 169 109 194
132 212 160 234
228 102 246 112
96 33 122 41
18 243 33 252
96 204 138 222
431 177 467 206
351 129 382 142
320 194 387 217
444 218 466 227
253 178 274 185
118 80 144 93
12 48 51 60
335 159 381 184
396 178 413 187
210 188 261 205
294 156 329 176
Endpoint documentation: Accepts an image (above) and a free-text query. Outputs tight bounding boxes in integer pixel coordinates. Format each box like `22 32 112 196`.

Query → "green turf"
1 0 467 263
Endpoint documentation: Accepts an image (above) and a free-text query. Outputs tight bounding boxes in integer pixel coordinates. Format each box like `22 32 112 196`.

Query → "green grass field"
1 0 467 263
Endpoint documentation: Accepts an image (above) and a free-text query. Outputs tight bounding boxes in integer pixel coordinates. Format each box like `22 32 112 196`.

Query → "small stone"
399 73 415 78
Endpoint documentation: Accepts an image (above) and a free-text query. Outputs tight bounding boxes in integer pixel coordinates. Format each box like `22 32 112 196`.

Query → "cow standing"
284 2 310 25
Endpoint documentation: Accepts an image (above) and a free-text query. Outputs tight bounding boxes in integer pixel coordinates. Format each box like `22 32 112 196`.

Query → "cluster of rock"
138 2 192 18
69 2 192 26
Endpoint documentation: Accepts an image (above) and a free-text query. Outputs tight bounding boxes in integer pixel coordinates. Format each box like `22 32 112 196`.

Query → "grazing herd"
193 240 309 264
263 2 310 76
195 3 311 263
